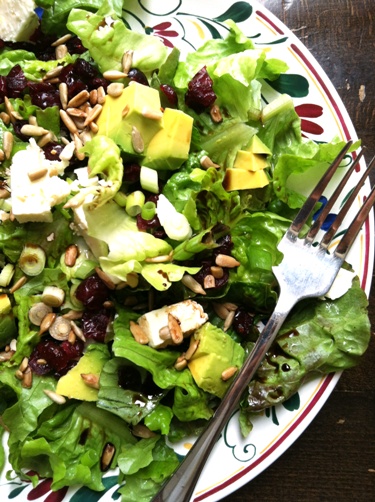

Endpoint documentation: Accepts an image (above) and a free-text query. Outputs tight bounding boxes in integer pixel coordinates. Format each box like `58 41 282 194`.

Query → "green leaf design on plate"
8 484 28 499
70 476 119 502
257 36 289 45
214 1 253 23
282 392 300 412
266 74 309 98
198 18 223 39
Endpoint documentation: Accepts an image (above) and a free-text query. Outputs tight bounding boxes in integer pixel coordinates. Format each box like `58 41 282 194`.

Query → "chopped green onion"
140 165 159 194
42 286 65 307
0 264 15 287
18 244 46 276
141 201 156 220
126 190 145 217
261 94 294 123
114 191 127 207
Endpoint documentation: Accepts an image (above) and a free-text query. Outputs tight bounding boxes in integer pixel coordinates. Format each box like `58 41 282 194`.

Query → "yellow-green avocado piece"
56 343 110 401
96 82 163 154
247 135 272 155
223 168 269 191
234 150 269 171
142 108 194 170
187 322 245 398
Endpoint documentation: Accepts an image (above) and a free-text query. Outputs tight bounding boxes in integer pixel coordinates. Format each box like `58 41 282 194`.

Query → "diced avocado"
56 343 110 402
223 168 270 191
247 135 272 155
0 294 11 315
187 322 245 398
234 150 269 172
142 108 193 170
96 82 163 154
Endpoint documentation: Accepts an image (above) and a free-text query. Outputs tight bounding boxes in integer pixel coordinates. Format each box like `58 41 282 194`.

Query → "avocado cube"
223 168 269 191
142 108 193 170
234 150 269 171
247 135 272 155
96 82 163 154
56 343 110 401
0 294 11 315
187 323 245 398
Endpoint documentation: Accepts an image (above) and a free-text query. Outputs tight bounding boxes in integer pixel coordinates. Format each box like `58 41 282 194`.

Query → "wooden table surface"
223 1 375 501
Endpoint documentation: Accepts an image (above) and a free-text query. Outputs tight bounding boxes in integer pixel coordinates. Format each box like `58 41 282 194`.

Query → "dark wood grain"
222 1 375 500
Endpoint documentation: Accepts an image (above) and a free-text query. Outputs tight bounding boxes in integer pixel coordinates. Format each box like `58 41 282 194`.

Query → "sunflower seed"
51 33 72 47
60 109 78 134
174 356 187 371
126 273 139 288
37 132 54 148
55 44 68 59
144 254 172 263
122 50 134 75
37 359 47 365
22 367 33 388
107 82 124 98
9 275 27 294
129 321 149 344
215 254 241 268
210 104 223 123
0 350 14 362
21 124 50 137
59 82 68 109
67 330 76 344
19 357 29 373
81 373 99 389
4 97 15 123
67 90 90 109
132 424 157 439
43 65 64 80
88 89 97 106
100 443 116 471
63 309 83 321
185 338 199 361
73 134 85 161
28 167 48 182
97 86 106 105
131 126 144 153
203 274 215 289
66 107 87 118
15 369 24 380
223 309 236 332
64 244 79 267
141 107 163 120
200 155 220 169
83 103 102 126
0 187 10 198
181 274 206 295
70 320 86 342
3 131 13 159
211 265 224 279
221 366 238 381
168 313 183 345
89 121 99 133
0 112 10 125
103 70 128 80
39 312 57 336
43 389 66 404
28 115 38 126
95 267 116 290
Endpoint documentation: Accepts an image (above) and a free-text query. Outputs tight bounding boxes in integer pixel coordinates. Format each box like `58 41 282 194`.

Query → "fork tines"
288 140 375 260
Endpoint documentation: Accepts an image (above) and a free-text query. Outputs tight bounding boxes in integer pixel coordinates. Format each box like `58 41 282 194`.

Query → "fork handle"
152 292 295 502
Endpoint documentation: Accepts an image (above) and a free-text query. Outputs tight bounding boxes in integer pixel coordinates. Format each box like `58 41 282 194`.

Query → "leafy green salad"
0 0 371 500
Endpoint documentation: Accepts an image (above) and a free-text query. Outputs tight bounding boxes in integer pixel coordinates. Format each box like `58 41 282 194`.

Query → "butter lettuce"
67 0 168 74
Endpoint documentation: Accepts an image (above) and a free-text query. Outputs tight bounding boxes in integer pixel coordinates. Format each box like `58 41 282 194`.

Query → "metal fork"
152 141 375 502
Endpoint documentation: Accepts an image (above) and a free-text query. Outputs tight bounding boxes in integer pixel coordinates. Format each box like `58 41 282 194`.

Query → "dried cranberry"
127 68 149 86
89 77 109 91
6 65 27 98
61 339 84 359
75 273 110 310
28 82 61 108
123 162 141 183
160 84 178 107
232 308 255 337
185 66 216 113
12 120 29 141
29 339 67 375
193 259 229 289
213 234 233 257
136 213 166 238
73 58 97 81
66 36 86 55
81 309 110 342
42 142 64 161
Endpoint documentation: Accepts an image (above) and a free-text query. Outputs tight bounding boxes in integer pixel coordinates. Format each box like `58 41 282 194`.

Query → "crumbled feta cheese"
138 300 208 348
323 268 356 300
0 0 39 42
10 139 71 223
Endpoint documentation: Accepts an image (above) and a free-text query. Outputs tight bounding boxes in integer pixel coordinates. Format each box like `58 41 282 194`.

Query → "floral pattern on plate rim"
1 1 373 501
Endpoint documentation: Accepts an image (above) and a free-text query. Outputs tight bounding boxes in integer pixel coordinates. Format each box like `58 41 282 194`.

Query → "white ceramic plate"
1 1 373 501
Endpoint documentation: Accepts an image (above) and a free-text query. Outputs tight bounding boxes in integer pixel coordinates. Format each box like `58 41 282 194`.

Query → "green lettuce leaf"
67 1 168 75
243 277 371 412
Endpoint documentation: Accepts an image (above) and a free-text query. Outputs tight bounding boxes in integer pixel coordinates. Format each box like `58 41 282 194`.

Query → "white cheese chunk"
138 300 208 348
0 0 39 42
323 267 355 300
10 139 71 223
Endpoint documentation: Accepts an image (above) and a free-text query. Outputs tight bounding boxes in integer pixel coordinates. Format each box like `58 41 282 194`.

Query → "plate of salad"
0 0 373 501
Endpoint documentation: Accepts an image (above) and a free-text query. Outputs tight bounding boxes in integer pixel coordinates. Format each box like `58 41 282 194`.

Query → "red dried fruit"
185 66 216 113
81 309 110 342
75 273 110 310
